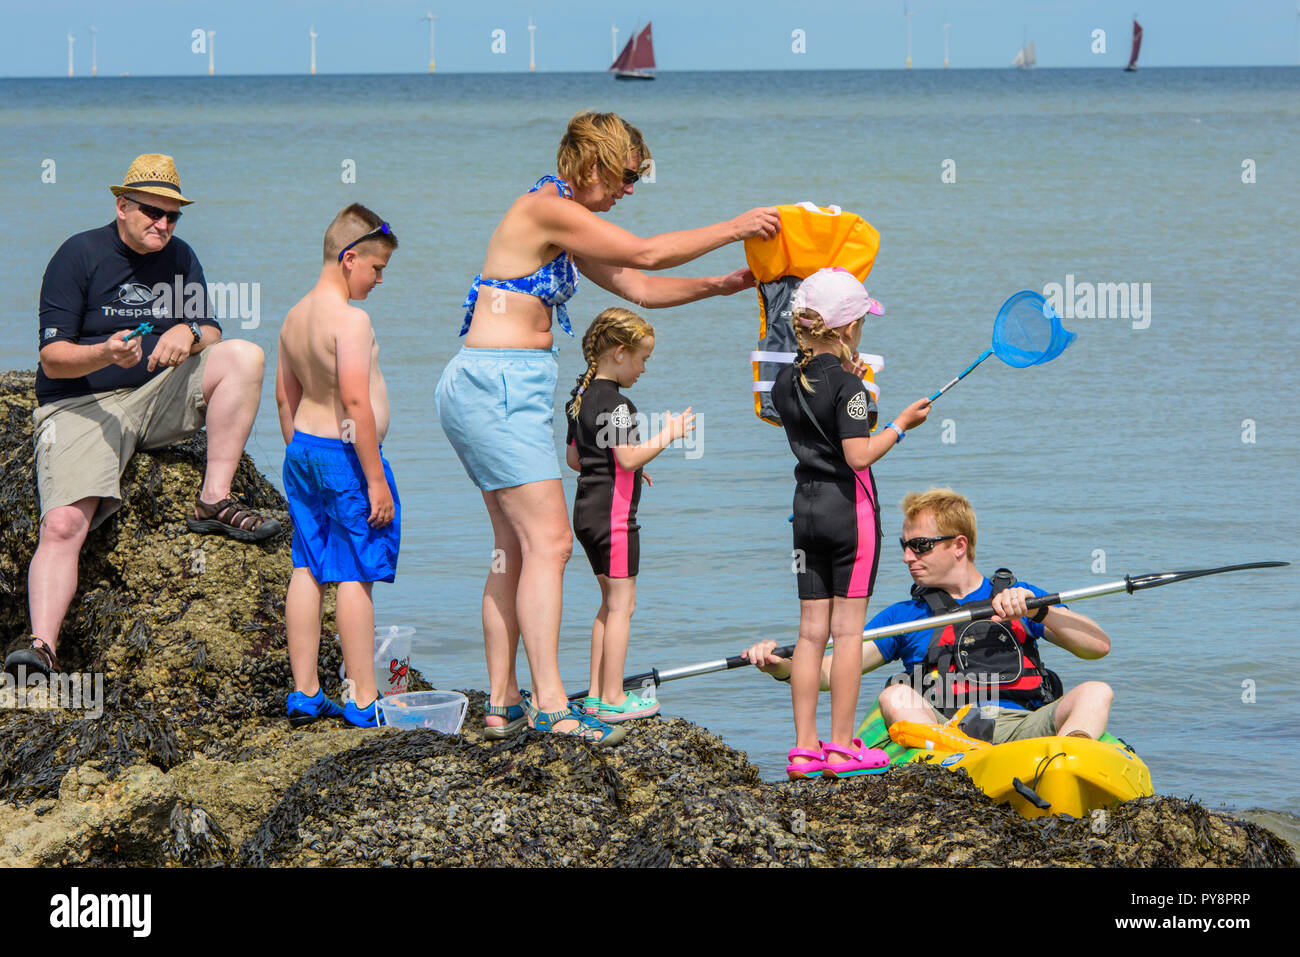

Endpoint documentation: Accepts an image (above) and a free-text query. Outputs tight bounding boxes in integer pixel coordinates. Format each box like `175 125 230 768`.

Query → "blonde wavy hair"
568 307 655 417
791 307 858 393
557 111 652 191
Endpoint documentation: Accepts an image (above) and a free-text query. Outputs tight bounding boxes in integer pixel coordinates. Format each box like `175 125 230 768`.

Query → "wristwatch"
186 321 203 344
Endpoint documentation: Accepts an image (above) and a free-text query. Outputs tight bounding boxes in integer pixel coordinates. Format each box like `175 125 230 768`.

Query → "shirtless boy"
275 204 400 728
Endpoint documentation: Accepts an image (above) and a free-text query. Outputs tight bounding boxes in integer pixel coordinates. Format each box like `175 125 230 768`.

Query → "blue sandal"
483 690 532 740
524 700 627 748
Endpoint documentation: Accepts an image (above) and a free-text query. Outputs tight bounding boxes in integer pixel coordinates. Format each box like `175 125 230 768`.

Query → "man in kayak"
743 487 1114 742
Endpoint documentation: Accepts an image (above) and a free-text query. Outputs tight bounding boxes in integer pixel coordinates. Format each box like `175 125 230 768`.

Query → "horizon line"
6 63 1298 80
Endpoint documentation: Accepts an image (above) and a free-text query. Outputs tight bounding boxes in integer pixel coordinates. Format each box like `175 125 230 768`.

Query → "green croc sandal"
595 690 661 723
483 690 531 740
524 700 627 748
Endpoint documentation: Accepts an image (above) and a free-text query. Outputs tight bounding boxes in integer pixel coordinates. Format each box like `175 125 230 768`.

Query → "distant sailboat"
611 22 655 80
1124 18 1143 72
1012 30 1036 69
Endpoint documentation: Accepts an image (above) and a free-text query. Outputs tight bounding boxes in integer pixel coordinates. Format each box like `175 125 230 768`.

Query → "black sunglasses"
621 167 640 186
899 535 956 555
337 222 393 262
124 196 182 224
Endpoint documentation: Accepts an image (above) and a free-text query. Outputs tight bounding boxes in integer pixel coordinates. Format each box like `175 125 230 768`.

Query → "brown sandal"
3 636 61 681
187 496 283 543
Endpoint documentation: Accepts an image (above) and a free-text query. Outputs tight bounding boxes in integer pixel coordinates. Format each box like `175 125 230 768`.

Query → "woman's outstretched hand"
717 267 756 295
731 207 781 241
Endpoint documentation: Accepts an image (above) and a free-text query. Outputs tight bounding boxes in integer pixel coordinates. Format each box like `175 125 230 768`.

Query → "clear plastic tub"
374 691 468 734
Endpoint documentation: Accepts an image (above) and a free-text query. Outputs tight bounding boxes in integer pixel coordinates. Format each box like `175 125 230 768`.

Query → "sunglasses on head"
337 222 392 262
899 535 956 555
124 196 182 224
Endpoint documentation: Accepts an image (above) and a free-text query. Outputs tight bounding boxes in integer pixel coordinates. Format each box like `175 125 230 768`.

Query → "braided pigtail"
792 307 839 393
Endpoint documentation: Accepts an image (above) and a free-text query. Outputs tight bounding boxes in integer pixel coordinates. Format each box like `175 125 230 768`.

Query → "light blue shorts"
435 346 562 491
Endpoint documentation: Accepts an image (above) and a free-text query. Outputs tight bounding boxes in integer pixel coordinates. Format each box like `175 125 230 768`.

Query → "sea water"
3 68 1297 813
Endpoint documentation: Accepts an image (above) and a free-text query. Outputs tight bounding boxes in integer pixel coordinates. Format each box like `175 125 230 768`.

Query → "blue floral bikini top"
459 175 580 337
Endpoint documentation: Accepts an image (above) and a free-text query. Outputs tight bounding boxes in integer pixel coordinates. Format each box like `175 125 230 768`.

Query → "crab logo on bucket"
388 658 409 692
846 391 870 421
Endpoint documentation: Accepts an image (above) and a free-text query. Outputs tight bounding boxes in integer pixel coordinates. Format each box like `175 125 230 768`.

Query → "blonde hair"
791 308 858 393
901 488 978 560
556 111 650 190
323 203 397 263
568 307 655 417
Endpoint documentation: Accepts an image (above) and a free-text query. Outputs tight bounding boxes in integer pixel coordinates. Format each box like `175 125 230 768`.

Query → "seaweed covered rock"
0 370 1294 869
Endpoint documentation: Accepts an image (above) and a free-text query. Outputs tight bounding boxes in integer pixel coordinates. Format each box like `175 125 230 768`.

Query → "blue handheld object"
122 321 155 342
929 291 1075 401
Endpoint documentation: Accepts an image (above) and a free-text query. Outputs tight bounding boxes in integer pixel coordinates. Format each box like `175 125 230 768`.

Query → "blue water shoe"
344 697 388 728
287 688 344 727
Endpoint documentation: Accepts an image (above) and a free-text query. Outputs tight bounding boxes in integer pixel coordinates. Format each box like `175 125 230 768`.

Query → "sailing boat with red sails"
1124 18 1143 72
611 23 655 80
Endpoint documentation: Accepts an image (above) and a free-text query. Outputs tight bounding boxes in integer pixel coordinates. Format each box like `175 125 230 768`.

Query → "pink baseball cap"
791 267 884 328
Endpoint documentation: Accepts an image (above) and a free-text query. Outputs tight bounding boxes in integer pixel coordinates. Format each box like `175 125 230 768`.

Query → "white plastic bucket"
375 691 468 734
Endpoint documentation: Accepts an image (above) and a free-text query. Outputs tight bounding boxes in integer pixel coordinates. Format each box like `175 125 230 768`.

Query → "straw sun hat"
109 153 193 205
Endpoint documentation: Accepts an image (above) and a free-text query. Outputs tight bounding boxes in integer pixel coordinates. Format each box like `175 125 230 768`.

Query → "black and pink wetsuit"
771 353 881 600
566 378 642 578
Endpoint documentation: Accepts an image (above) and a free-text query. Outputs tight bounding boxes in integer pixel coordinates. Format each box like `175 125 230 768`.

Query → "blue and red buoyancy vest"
914 568 1063 712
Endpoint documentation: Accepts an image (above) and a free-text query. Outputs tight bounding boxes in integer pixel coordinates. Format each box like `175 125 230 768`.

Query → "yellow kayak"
855 703 1154 819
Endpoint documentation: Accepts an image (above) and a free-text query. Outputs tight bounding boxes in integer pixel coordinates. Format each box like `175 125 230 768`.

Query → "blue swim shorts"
283 431 401 584
435 346 562 491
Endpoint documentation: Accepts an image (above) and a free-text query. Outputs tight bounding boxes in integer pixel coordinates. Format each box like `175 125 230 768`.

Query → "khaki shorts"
33 350 212 530
990 700 1062 744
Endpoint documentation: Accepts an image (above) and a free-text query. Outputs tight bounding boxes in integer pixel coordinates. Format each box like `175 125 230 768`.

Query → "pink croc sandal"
786 743 827 780
821 738 890 778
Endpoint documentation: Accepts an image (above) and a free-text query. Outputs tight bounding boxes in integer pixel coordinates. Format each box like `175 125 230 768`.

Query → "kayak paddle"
568 561 1289 700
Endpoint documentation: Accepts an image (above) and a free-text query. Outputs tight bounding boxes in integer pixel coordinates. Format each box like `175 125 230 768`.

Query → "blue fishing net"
991 291 1076 368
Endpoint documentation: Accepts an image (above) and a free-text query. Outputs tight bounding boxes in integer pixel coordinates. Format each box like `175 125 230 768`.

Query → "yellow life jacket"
743 203 883 426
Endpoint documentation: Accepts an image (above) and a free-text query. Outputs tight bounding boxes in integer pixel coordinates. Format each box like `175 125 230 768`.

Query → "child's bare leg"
598 576 636 706
589 575 611 701
791 598 832 762
826 596 869 762
337 580 377 707
287 567 325 695
481 491 524 725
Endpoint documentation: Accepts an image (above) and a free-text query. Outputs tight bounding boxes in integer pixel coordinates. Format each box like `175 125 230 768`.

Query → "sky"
4 0 1300 77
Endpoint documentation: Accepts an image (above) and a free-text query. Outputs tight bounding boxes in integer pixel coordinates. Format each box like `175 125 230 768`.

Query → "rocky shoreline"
0 371 1294 868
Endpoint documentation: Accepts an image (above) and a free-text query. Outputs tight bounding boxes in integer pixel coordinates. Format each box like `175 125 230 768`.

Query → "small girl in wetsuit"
565 307 694 723
771 267 931 779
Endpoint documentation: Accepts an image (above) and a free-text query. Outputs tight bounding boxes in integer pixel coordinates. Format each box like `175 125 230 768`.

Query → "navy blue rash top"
36 222 220 405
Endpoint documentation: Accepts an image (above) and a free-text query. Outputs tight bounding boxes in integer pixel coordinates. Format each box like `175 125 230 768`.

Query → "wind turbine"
944 21 950 69
611 24 619 63
207 30 215 75
67 33 75 78
89 25 98 77
421 12 436 73
309 25 317 74
528 18 536 72
904 2 914 69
